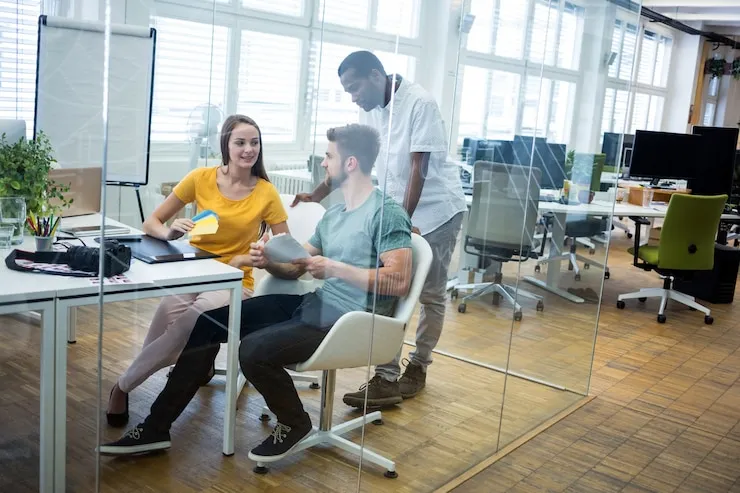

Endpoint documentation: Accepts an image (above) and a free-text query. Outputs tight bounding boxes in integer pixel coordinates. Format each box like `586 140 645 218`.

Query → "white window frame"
456 0 584 145
604 9 674 136
150 0 422 163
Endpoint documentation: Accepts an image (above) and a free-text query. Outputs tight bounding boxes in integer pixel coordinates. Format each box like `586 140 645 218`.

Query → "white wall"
662 23 704 134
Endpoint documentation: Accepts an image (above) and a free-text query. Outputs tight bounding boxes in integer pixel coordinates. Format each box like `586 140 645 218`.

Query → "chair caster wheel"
254 466 269 475
589 248 595 255
616 300 625 309
534 265 541 273
705 315 714 325
458 303 466 313
450 289 458 300
492 293 501 306
657 314 667 324
638 297 646 302
536 301 544 312
513 311 522 321
259 414 271 422
584 263 590 270
384 470 398 479
309 382 321 390
627 233 633 239
604 271 610 280
574 274 581 281
372 418 384 425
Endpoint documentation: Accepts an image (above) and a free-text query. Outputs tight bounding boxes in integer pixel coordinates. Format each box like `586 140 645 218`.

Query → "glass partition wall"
35 0 643 492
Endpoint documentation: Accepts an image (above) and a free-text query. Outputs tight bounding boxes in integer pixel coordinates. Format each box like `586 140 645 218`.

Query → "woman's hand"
166 218 195 240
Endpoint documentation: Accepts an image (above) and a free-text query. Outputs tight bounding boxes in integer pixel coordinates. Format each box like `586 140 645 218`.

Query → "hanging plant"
732 57 740 80
707 58 727 79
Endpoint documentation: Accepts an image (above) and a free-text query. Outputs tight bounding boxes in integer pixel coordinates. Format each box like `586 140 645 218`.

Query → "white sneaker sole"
98 440 171 456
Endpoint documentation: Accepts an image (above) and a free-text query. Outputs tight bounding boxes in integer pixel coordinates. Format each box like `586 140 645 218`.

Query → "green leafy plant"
707 58 727 79
732 57 740 81
0 131 72 216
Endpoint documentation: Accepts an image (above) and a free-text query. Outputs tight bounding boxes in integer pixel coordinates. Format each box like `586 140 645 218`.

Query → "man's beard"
329 168 348 189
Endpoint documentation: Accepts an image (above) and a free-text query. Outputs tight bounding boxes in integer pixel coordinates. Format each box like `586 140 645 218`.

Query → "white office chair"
212 196 327 395
249 234 433 478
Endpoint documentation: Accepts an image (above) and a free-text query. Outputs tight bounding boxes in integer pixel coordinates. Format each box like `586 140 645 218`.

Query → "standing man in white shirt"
292 51 466 407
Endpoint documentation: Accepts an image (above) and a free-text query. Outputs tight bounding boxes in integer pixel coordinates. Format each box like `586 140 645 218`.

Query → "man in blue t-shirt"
100 124 413 461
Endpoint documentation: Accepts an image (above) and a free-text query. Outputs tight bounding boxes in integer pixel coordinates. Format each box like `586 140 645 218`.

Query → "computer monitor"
466 139 513 165
0 119 26 144
601 131 634 169
627 130 701 185
689 126 739 197
534 140 567 190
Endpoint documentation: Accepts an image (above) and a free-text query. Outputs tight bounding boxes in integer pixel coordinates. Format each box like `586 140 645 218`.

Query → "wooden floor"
455 234 740 492
2 231 739 492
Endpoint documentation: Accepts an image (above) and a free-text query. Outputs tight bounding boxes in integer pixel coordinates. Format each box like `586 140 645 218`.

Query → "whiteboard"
34 15 155 185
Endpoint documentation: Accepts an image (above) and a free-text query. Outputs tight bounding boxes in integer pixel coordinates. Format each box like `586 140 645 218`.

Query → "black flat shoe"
106 386 129 428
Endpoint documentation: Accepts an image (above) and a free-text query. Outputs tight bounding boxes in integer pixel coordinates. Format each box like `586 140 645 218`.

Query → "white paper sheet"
264 234 311 263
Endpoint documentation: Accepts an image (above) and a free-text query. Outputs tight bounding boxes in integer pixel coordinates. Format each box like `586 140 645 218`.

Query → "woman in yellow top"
106 114 289 427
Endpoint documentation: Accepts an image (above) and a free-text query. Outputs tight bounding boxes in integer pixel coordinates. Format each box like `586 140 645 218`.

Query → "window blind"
242 0 303 17
237 31 301 142
150 17 229 142
0 0 40 137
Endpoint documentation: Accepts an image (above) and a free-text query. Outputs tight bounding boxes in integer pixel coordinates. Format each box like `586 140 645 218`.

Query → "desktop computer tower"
673 243 740 304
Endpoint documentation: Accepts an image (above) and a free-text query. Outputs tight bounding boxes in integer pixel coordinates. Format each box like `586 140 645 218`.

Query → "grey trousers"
376 211 465 381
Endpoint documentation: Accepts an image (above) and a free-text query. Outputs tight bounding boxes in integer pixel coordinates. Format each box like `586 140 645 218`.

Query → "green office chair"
616 193 727 324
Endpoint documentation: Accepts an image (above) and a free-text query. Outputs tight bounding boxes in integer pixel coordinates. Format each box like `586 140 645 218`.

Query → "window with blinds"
610 20 638 82
242 0 304 17
150 17 229 142
318 0 420 38
457 67 520 140
0 0 41 137
306 41 415 144
237 32 301 142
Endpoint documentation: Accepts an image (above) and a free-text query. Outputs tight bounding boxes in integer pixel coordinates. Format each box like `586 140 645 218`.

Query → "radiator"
271 172 313 195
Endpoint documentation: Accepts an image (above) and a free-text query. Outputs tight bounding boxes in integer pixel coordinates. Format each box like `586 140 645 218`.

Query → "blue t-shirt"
308 189 412 316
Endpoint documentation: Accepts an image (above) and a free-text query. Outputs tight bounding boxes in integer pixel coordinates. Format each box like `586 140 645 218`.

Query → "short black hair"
327 124 380 175
337 51 387 78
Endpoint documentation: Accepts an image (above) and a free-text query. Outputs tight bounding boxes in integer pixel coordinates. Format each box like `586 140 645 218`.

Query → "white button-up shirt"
360 77 467 235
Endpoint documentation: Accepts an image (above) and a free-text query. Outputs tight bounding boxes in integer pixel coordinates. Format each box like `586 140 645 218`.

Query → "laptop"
95 235 219 264
49 167 103 217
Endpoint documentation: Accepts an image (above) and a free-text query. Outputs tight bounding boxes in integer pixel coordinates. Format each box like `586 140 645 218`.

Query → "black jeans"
144 292 345 432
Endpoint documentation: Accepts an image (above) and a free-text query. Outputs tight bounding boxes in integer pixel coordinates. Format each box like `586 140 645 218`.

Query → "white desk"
1 214 245 492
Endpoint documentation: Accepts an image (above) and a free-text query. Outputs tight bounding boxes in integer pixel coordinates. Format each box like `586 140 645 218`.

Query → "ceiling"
641 0 740 33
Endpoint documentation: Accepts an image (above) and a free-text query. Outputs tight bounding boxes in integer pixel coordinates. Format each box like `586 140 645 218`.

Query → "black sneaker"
398 359 426 399
98 423 171 456
342 375 402 409
248 421 312 462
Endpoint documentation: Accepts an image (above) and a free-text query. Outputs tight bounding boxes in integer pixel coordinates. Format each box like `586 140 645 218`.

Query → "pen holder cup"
35 236 54 252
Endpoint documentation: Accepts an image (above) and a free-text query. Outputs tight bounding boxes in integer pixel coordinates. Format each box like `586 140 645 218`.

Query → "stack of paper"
189 210 219 236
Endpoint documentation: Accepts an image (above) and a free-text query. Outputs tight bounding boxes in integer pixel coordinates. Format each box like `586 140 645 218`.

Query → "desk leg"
39 302 55 493
67 308 76 344
523 212 585 303
222 285 242 456
54 301 68 492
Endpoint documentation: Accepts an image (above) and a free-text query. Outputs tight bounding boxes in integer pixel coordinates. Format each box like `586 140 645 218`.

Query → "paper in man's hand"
263 233 311 263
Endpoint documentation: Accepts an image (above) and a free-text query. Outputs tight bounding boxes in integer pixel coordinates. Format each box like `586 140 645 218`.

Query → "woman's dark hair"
220 114 270 183
219 114 271 237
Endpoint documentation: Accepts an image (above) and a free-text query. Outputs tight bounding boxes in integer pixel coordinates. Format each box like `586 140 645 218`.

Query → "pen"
50 217 61 237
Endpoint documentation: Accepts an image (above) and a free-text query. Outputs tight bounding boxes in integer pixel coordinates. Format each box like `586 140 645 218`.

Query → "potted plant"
707 58 727 79
732 57 740 81
0 131 72 217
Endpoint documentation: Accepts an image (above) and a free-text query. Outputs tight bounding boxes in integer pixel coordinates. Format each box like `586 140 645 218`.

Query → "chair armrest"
627 216 650 267
295 311 405 372
253 273 322 297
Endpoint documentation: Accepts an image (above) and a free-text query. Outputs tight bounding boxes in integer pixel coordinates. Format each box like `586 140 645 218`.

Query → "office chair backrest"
658 194 727 270
279 194 325 244
468 161 541 250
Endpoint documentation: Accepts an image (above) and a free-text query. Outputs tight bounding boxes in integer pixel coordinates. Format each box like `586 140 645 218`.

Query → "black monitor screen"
690 126 739 197
601 132 634 167
628 130 701 182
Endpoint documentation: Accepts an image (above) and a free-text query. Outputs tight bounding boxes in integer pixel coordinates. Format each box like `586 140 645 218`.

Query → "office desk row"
0 214 245 493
